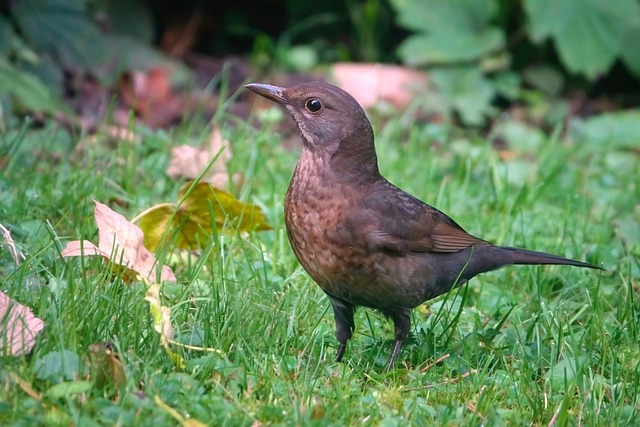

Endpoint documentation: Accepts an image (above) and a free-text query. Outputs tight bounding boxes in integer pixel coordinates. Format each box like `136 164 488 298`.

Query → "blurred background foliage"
0 0 639 129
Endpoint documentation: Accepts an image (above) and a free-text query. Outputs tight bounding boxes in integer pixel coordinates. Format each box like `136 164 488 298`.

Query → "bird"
245 81 602 370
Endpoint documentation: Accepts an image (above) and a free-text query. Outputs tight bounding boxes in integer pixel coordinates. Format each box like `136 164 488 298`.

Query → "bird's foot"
335 343 346 362
387 339 405 371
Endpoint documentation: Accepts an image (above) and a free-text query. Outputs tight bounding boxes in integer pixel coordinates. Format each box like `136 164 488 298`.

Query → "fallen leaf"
144 279 184 369
61 201 176 282
0 223 26 265
87 342 126 389
166 127 243 188
0 291 45 356
119 68 185 128
120 68 170 113
330 62 429 109
59 240 107 258
145 283 174 342
135 182 271 252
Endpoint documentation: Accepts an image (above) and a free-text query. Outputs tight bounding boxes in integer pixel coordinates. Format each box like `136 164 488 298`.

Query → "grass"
0 98 638 426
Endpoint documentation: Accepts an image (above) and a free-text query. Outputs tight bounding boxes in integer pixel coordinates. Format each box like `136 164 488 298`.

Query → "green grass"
1 102 638 426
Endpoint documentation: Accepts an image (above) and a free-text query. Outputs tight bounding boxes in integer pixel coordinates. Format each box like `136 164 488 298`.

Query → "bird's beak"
245 83 286 104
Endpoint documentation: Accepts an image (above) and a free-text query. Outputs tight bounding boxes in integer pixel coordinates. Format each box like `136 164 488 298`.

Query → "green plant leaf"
525 0 640 79
431 66 495 125
105 0 154 42
545 355 588 384
621 23 640 78
34 350 84 382
392 0 505 65
570 110 640 150
11 0 109 71
0 17 16 56
0 58 64 114
523 65 564 96
102 35 192 86
46 381 93 399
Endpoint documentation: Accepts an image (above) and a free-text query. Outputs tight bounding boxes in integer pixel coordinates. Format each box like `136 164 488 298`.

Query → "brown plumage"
246 81 602 370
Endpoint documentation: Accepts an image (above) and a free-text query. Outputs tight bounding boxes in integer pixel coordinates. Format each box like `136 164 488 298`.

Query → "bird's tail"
497 246 602 270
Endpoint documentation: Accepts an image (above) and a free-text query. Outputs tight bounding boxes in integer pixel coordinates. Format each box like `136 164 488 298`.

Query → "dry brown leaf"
167 127 243 189
497 150 519 161
8 372 41 399
330 62 429 109
0 291 45 356
87 343 126 389
1 223 26 265
61 201 176 282
119 68 185 128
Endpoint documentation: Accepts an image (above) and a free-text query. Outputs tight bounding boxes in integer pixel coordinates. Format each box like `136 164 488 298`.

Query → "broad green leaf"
495 121 545 153
0 58 63 114
398 29 504 65
34 350 84 382
45 381 93 399
570 110 640 149
392 0 497 33
545 355 588 383
614 215 640 259
523 65 564 96
16 54 65 98
621 23 640 78
392 0 505 65
525 0 640 79
431 66 495 125
0 17 16 56
103 35 192 86
106 0 154 42
491 72 521 100
11 0 109 71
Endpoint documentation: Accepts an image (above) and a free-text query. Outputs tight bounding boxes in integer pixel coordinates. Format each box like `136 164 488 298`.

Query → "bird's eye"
305 98 323 113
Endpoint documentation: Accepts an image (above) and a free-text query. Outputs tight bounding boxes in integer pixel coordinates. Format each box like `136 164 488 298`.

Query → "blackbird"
246 81 602 370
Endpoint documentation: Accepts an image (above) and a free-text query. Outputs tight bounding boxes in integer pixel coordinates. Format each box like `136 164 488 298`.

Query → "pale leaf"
62 201 176 282
0 291 45 356
167 127 242 188
331 62 429 108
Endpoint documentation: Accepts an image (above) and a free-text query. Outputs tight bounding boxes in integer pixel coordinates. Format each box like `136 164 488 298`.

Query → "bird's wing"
348 181 490 255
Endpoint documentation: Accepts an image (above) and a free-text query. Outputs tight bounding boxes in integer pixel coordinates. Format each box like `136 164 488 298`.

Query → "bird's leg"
383 308 411 371
327 294 355 362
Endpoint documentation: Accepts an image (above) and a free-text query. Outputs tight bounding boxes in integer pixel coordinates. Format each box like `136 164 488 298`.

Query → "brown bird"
246 81 602 370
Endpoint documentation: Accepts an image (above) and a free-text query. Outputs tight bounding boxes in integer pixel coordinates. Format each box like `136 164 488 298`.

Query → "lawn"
1 94 638 426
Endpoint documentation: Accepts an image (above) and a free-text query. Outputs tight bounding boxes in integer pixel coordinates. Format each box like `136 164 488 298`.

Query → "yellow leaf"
135 182 271 252
134 204 176 252
179 182 272 233
144 284 174 342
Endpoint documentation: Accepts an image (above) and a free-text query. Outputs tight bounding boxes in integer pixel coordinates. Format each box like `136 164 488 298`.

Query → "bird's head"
246 81 379 176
